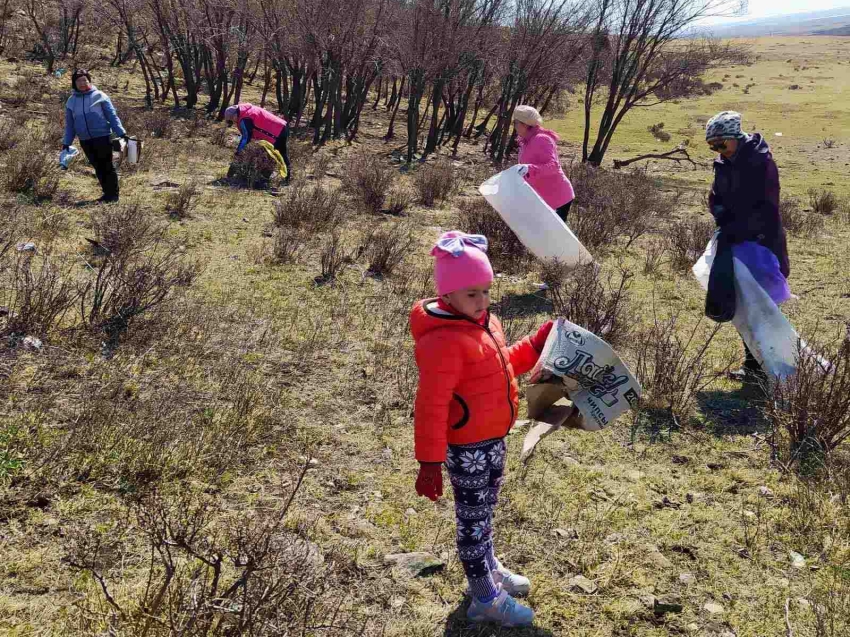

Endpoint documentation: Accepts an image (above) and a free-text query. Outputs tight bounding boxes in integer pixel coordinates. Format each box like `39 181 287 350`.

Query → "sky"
707 0 850 23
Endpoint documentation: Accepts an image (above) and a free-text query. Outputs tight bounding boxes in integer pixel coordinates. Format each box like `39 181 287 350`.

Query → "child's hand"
415 462 443 501
530 320 554 353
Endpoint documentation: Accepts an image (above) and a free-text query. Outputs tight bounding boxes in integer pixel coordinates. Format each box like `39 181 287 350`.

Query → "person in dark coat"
705 110 790 381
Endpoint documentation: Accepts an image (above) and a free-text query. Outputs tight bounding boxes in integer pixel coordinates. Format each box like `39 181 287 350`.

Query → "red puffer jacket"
410 299 541 463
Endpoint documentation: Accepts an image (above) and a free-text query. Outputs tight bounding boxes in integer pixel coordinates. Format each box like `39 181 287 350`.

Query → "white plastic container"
479 165 593 266
127 137 141 164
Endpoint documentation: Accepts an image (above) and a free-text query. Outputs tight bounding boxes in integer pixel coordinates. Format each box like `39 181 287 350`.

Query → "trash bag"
58 146 79 170
693 237 801 379
731 241 791 305
478 166 592 266
258 140 288 179
705 232 736 323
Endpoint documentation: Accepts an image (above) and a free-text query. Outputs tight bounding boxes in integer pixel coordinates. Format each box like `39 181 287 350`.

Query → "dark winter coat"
708 134 790 278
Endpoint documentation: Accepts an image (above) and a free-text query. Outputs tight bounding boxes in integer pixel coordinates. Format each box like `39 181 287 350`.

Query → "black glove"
62 145 70 151
121 135 129 141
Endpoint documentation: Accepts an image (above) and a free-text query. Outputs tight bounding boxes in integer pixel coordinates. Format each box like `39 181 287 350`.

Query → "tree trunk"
406 70 425 163
372 76 382 110
386 77 397 109
423 77 445 156
385 78 404 139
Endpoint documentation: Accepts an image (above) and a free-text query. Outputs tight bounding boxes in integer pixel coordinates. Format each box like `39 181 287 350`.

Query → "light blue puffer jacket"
63 87 126 146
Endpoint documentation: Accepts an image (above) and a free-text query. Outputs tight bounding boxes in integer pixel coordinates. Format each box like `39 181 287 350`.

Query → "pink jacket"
236 103 287 144
517 127 575 210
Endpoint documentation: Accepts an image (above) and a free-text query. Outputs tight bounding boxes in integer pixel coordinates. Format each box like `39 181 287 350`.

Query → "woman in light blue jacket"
62 69 128 203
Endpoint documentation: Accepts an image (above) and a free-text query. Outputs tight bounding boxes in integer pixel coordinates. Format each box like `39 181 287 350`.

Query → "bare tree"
581 0 749 166
487 0 591 162
25 0 86 73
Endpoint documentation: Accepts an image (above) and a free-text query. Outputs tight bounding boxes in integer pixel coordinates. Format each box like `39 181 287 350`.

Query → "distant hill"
813 25 850 36
697 7 850 38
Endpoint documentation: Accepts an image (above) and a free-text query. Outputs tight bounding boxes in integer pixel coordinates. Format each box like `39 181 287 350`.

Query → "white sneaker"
467 589 534 627
493 564 531 596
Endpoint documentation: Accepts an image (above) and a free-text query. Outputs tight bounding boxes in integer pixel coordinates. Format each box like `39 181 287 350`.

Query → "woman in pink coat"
224 103 291 182
514 105 575 222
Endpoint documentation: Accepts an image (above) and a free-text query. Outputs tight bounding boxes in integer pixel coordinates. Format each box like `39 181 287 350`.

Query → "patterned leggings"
446 437 506 601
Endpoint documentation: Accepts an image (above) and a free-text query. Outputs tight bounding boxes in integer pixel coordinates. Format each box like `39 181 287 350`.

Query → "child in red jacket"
410 231 552 627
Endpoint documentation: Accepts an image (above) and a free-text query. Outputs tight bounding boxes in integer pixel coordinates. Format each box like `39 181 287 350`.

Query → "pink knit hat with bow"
431 231 494 296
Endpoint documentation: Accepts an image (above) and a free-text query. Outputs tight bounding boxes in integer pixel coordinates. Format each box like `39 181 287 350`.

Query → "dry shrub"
1 251 81 339
83 204 199 348
0 204 24 261
631 312 725 425
184 111 209 138
781 196 824 238
648 122 671 142
365 221 416 277
45 364 278 490
3 76 50 108
642 236 668 276
567 164 672 252
386 186 413 215
140 109 172 139
165 180 202 219
2 133 60 200
456 198 532 274
66 470 369 635
273 182 342 233
667 217 715 271
311 151 332 183
540 260 633 349
343 152 395 213
318 231 354 284
272 227 308 264
808 188 840 215
414 160 460 207
764 333 850 473
0 117 24 152
210 125 230 147
806 564 850 637
227 144 278 189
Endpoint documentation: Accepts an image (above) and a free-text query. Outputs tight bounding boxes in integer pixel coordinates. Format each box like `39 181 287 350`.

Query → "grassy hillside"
0 37 849 636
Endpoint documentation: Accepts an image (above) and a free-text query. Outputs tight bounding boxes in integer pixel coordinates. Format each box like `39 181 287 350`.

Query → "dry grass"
667 217 715 271
1 132 60 201
413 160 461 207
1 47 850 637
164 180 202 219
343 152 396 214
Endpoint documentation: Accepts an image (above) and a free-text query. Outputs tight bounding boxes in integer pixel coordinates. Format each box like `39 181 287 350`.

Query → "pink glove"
415 463 443 501
530 320 554 353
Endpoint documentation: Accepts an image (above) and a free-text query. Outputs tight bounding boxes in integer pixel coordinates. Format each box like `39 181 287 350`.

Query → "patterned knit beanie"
705 111 744 141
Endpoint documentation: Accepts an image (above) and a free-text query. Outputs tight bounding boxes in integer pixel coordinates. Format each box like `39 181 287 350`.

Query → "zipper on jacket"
82 92 93 140
465 314 516 434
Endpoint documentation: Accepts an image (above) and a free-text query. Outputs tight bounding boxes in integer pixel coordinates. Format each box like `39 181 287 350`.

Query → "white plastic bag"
693 237 799 378
58 146 79 170
479 166 593 267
